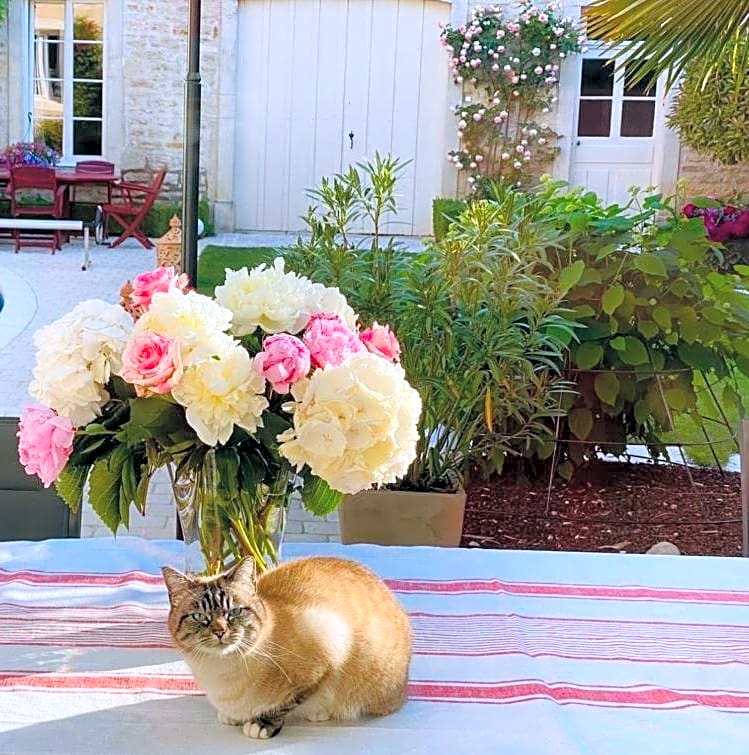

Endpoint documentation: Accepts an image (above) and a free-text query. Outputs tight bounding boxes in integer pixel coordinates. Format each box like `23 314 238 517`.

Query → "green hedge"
432 197 467 241
66 199 215 239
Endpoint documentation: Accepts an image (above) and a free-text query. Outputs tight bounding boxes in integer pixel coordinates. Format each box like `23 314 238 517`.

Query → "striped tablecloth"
2 538 749 754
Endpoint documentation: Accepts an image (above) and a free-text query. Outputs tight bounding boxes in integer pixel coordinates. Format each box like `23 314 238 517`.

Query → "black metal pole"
181 0 202 286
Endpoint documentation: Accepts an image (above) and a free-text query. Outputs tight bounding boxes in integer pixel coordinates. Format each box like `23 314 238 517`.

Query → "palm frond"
587 0 749 88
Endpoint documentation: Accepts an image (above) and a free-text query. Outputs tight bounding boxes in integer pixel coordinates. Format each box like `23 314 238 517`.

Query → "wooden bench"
0 218 92 270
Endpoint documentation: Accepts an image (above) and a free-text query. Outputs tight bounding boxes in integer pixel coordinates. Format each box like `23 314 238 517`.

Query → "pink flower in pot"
17 406 75 488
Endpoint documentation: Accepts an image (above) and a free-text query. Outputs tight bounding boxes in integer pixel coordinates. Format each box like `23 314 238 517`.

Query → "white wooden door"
570 46 666 206
234 0 450 236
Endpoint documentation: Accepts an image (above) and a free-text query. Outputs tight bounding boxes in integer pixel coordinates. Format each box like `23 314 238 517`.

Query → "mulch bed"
462 462 743 557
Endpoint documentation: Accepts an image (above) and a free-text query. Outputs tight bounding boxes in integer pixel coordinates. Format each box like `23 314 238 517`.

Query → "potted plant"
17 263 421 573
287 158 571 547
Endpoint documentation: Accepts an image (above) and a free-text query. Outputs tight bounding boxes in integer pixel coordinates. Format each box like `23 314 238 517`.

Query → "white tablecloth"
2 538 749 754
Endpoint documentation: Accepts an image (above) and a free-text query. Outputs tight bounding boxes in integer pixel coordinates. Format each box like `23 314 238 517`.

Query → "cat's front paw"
243 717 285 740
304 707 332 723
217 710 243 726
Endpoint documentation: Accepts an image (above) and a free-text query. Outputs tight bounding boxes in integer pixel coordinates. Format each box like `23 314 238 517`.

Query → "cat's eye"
228 607 243 621
191 612 209 626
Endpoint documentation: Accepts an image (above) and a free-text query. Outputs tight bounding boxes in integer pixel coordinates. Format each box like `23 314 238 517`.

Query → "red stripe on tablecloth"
0 570 163 587
2 672 749 711
4 570 749 605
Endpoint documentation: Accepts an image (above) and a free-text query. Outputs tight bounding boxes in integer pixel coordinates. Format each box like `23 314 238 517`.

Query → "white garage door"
234 0 451 236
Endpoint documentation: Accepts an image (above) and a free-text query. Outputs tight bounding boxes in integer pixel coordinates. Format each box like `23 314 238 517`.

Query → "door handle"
349 131 355 150
576 139 581 146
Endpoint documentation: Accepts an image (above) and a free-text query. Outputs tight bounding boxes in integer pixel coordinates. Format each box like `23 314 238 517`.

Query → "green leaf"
637 320 659 339
652 305 672 331
557 461 574 481
559 260 585 291
55 464 89 513
678 343 719 370
602 285 625 315
569 408 594 440
634 253 667 277
634 399 650 427
664 387 689 412
734 264 749 276
594 373 620 406
301 474 344 516
574 342 604 369
88 446 129 534
620 337 649 366
610 336 626 352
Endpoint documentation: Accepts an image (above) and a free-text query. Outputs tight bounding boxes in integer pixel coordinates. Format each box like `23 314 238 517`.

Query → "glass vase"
171 449 291 576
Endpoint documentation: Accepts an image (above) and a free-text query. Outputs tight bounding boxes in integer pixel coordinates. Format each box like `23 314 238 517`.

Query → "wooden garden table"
2 537 749 753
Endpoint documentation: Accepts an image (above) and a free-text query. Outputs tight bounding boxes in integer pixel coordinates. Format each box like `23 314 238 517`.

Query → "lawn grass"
664 370 747 467
197 246 289 295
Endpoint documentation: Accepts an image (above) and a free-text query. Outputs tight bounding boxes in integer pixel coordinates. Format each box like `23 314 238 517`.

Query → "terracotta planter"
339 486 466 547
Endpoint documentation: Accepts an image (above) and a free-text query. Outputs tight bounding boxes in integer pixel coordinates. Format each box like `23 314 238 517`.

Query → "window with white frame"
32 1 105 159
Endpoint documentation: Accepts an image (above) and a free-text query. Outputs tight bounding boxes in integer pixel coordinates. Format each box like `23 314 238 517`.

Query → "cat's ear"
161 566 194 604
223 557 257 591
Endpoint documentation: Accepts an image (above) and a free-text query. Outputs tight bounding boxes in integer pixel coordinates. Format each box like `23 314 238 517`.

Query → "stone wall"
0 15 7 149
119 0 231 202
677 145 749 199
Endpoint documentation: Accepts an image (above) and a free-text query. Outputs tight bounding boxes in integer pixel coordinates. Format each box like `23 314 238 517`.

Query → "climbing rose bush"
441 2 581 190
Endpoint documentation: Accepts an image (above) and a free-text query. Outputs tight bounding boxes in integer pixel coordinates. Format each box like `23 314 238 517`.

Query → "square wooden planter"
339 487 466 547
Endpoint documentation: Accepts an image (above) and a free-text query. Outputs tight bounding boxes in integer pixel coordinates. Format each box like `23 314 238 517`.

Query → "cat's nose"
213 628 226 639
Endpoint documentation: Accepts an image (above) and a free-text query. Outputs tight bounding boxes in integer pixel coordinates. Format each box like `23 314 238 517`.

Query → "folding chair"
101 167 167 249
8 166 67 253
0 417 81 541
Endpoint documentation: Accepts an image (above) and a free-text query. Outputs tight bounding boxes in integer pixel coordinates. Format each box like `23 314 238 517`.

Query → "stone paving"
0 232 363 543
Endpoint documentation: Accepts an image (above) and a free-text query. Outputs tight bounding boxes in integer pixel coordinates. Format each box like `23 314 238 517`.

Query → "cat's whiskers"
238 639 292 684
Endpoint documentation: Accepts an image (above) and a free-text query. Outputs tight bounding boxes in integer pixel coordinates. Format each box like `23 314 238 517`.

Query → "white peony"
30 300 133 426
215 258 356 336
172 343 269 446
134 289 234 367
278 352 421 494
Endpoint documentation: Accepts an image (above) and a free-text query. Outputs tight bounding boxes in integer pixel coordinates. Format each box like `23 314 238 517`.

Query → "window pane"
581 59 614 96
624 67 657 97
34 80 64 118
74 82 102 117
34 120 64 153
34 2 64 39
34 39 63 80
578 100 612 137
621 100 655 137
74 4 104 40
73 120 102 155
74 43 103 79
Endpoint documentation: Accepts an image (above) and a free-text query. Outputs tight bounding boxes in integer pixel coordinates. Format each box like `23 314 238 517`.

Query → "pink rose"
129 267 189 311
120 332 183 396
303 313 364 369
17 406 75 488
360 322 401 362
253 334 311 394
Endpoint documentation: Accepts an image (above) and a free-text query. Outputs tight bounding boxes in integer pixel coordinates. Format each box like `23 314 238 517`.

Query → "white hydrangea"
278 353 421 494
135 289 234 366
172 343 269 446
215 258 356 336
30 300 133 427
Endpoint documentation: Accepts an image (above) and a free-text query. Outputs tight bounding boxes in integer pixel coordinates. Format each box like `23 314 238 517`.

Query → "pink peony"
120 332 183 396
129 267 189 312
253 334 311 394
360 322 401 362
303 313 364 369
17 406 75 488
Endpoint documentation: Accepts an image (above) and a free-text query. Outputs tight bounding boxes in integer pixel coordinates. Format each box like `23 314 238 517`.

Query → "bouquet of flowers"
1 141 60 168
18 260 421 572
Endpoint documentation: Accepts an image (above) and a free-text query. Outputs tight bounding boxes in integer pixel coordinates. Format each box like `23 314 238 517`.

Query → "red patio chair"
101 167 166 249
73 160 116 204
8 167 67 253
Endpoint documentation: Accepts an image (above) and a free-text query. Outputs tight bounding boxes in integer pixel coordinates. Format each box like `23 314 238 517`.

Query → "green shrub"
669 50 749 165
533 180 749 475
432 198 467 241
287 154 572 488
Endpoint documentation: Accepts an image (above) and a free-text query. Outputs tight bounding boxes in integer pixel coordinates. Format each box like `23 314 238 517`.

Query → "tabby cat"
162 556 412 739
